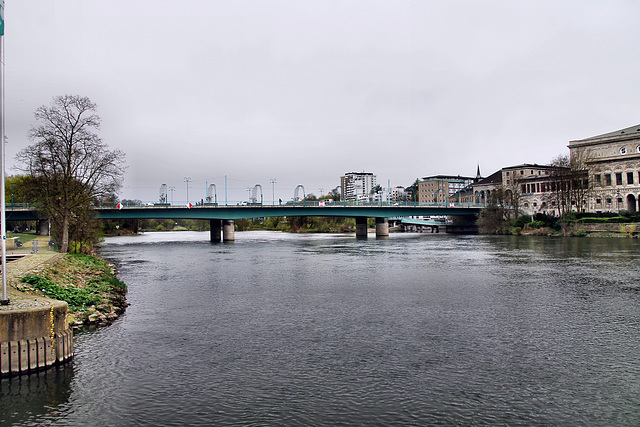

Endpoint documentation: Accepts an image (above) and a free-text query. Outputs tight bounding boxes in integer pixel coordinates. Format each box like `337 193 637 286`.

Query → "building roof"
420 175 477 182
474 170 502 186
501 163 556 170
571 123 640 143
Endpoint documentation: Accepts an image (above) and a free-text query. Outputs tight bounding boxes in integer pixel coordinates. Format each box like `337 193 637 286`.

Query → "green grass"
7 232 38 243
20 254 127 311
21 275 103 311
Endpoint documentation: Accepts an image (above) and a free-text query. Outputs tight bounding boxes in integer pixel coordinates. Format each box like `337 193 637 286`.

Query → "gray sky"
6 0 640 203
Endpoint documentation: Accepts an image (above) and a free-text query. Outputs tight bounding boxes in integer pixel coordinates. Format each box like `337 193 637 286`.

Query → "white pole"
1 22 8 305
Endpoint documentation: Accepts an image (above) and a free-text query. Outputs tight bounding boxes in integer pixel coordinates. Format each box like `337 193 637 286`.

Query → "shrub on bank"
17 254 127 328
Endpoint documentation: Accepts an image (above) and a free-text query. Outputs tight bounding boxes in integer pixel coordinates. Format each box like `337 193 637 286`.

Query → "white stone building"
569 123 640 213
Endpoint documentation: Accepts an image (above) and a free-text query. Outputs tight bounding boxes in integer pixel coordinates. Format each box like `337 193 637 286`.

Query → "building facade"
469 164 567 216
418 175 478 204
340 172 377 202
390 186 406 202
569 123 640 213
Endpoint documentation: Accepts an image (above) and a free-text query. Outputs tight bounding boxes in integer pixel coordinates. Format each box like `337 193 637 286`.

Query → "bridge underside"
5 205 480 242
94 205 480 221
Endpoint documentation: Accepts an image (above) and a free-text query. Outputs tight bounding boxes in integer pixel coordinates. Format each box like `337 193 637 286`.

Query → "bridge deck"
6 203 482 221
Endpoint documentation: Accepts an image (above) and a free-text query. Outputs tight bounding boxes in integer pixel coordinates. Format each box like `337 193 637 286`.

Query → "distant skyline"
5 0 640 203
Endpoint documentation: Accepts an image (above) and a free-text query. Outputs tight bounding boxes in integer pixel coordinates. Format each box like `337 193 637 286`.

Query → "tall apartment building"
341 172 377 202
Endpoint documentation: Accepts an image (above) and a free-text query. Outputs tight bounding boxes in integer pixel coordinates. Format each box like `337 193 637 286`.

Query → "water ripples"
2 232 639 425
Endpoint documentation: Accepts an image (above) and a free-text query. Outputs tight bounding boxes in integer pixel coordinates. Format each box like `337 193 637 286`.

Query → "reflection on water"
0 366 74 425
1 231 639 425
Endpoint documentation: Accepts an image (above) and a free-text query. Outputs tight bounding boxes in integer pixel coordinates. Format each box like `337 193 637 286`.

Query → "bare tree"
502 175 523 220
16 95 125 252
545 153 591 230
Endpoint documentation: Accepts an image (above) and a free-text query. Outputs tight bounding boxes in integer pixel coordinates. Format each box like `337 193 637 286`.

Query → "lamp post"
169 186 175 205
184 177 191 204
270 178 277 205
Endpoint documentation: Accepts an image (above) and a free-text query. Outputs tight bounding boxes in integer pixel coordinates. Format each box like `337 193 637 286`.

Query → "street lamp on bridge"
184 177 191 204
270 178 277 205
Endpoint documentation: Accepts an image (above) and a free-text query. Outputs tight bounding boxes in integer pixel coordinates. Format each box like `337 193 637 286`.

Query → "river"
1 231 639 425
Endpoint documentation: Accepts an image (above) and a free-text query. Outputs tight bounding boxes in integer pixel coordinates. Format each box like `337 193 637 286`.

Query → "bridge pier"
375 217 389 238
210 219 222 242
38 220 49 236
223 220 235 242
355 217 368 239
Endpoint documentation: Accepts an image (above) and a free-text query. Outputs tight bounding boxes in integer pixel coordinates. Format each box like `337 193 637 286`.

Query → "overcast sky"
6 0 640 203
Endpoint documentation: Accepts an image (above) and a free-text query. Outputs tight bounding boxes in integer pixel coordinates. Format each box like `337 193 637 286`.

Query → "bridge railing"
5 203 39 210
96 200 488 209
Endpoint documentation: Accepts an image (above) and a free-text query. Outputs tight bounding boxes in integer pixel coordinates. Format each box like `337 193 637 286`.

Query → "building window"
596 198 602 204
605 174 612 186
533 202 537 207
524 202 529 208
595 174 601 185
620 147 627 155
627 172 634 185
616 173 623 185
606 198 612 204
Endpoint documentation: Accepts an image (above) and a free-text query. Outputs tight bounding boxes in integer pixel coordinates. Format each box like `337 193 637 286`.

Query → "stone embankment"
1 237 73 377
1 236 128 377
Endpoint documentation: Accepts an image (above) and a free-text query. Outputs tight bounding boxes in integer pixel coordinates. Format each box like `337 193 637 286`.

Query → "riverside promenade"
0 236 73 377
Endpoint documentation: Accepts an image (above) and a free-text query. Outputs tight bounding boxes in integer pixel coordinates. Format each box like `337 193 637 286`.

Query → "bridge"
5 201 483 241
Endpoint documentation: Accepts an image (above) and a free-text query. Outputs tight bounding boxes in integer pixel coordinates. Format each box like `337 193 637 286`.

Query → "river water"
1 231 640 425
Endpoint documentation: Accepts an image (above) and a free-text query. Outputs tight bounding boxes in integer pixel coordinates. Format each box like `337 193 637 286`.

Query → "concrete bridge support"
210 219 222 242
223 220 235 242
38 220 49 236
375 217 389 238
355 217 368 238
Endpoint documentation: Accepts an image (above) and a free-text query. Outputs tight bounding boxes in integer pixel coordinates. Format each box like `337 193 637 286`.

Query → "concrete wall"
0 301 73 377
579 222 640 235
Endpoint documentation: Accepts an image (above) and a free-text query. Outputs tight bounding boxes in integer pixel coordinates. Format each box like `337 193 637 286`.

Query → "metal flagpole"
0 0 8 305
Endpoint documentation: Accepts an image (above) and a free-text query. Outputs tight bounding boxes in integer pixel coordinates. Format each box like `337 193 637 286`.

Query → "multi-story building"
390 186 406 202
469 164 567 216
341 172 377 202
418 174 479 204
569 123 640 213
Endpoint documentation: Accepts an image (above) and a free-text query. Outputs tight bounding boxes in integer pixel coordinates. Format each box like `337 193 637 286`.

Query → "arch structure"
294 185 305 202
251 184 263 204
159 184 168 204
626 194 637 212
206 184 217 205
475 190 490 204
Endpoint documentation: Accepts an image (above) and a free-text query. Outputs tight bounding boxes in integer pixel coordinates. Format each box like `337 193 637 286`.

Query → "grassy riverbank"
15 254 128 329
